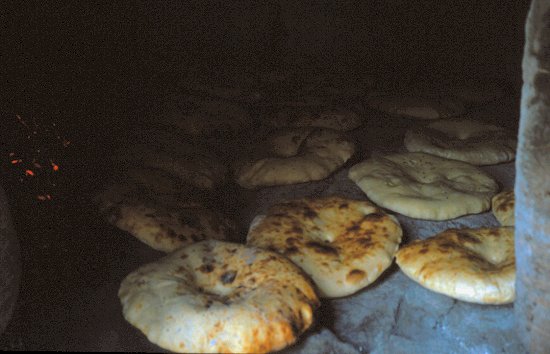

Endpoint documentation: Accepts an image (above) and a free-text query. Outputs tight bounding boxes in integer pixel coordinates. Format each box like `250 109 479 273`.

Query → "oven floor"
0 87 527 353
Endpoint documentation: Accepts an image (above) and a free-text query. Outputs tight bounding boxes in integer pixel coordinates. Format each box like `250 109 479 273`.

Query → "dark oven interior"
1 1 531 352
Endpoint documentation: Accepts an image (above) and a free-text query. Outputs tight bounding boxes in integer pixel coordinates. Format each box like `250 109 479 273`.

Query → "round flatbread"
235 127 355 189
404 119 517 165
247 196 403 298
93 175 234 253
348 152 500 220
365 95 465 119
492 190 515 226
395 227 515 304
101 197 236 253
268 106 362 131
113 143 227 191
119 240 320 353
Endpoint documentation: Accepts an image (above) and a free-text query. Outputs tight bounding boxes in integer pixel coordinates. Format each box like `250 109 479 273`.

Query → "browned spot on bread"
220 270 237 284
198 264 214 273
339 203 349 209
286 237 298 245
284 246 300 255
305 241 338 255
456 231 481 244
356 236 373 247
362 212 386 222
347 224 360 233
291 226 304 234
303 208 318 219
346 269 367 283
438 241 454 249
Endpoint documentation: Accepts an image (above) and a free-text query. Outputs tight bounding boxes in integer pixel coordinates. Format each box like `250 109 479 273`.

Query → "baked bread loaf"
395 227 515 304
235 127 355 189
492 190 515 226
404 119 517 165
348 152 499 220
119 240 320 353
247 196 402 298
365 95 465 119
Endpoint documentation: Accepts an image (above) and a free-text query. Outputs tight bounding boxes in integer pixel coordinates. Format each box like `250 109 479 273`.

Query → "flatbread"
395 227 515 304
348 152 500 220
119 240 319 353
98 191 236 253
93 179 235 252
404 119 517 165
492 190 515 226
247 197 402 298
113 143 227 191
235 127 355 189
365 95 465 119
268 106 362 131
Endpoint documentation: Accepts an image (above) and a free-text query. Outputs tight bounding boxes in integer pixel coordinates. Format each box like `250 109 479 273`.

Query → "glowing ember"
2 113 70 201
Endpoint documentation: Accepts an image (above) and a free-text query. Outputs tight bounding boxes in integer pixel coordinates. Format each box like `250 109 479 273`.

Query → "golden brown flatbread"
404 119 517 165
348 152 500 220
492 190 515 226
119 240 320 353
235 127 355 189
247 196 402 298
396 227 515 304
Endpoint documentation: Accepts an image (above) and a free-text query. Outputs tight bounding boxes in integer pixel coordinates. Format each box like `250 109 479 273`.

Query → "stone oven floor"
0 92 527 353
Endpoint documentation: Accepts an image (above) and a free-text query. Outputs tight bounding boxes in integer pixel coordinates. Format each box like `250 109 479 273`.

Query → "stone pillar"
515 0 550 351
0 185 20 335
